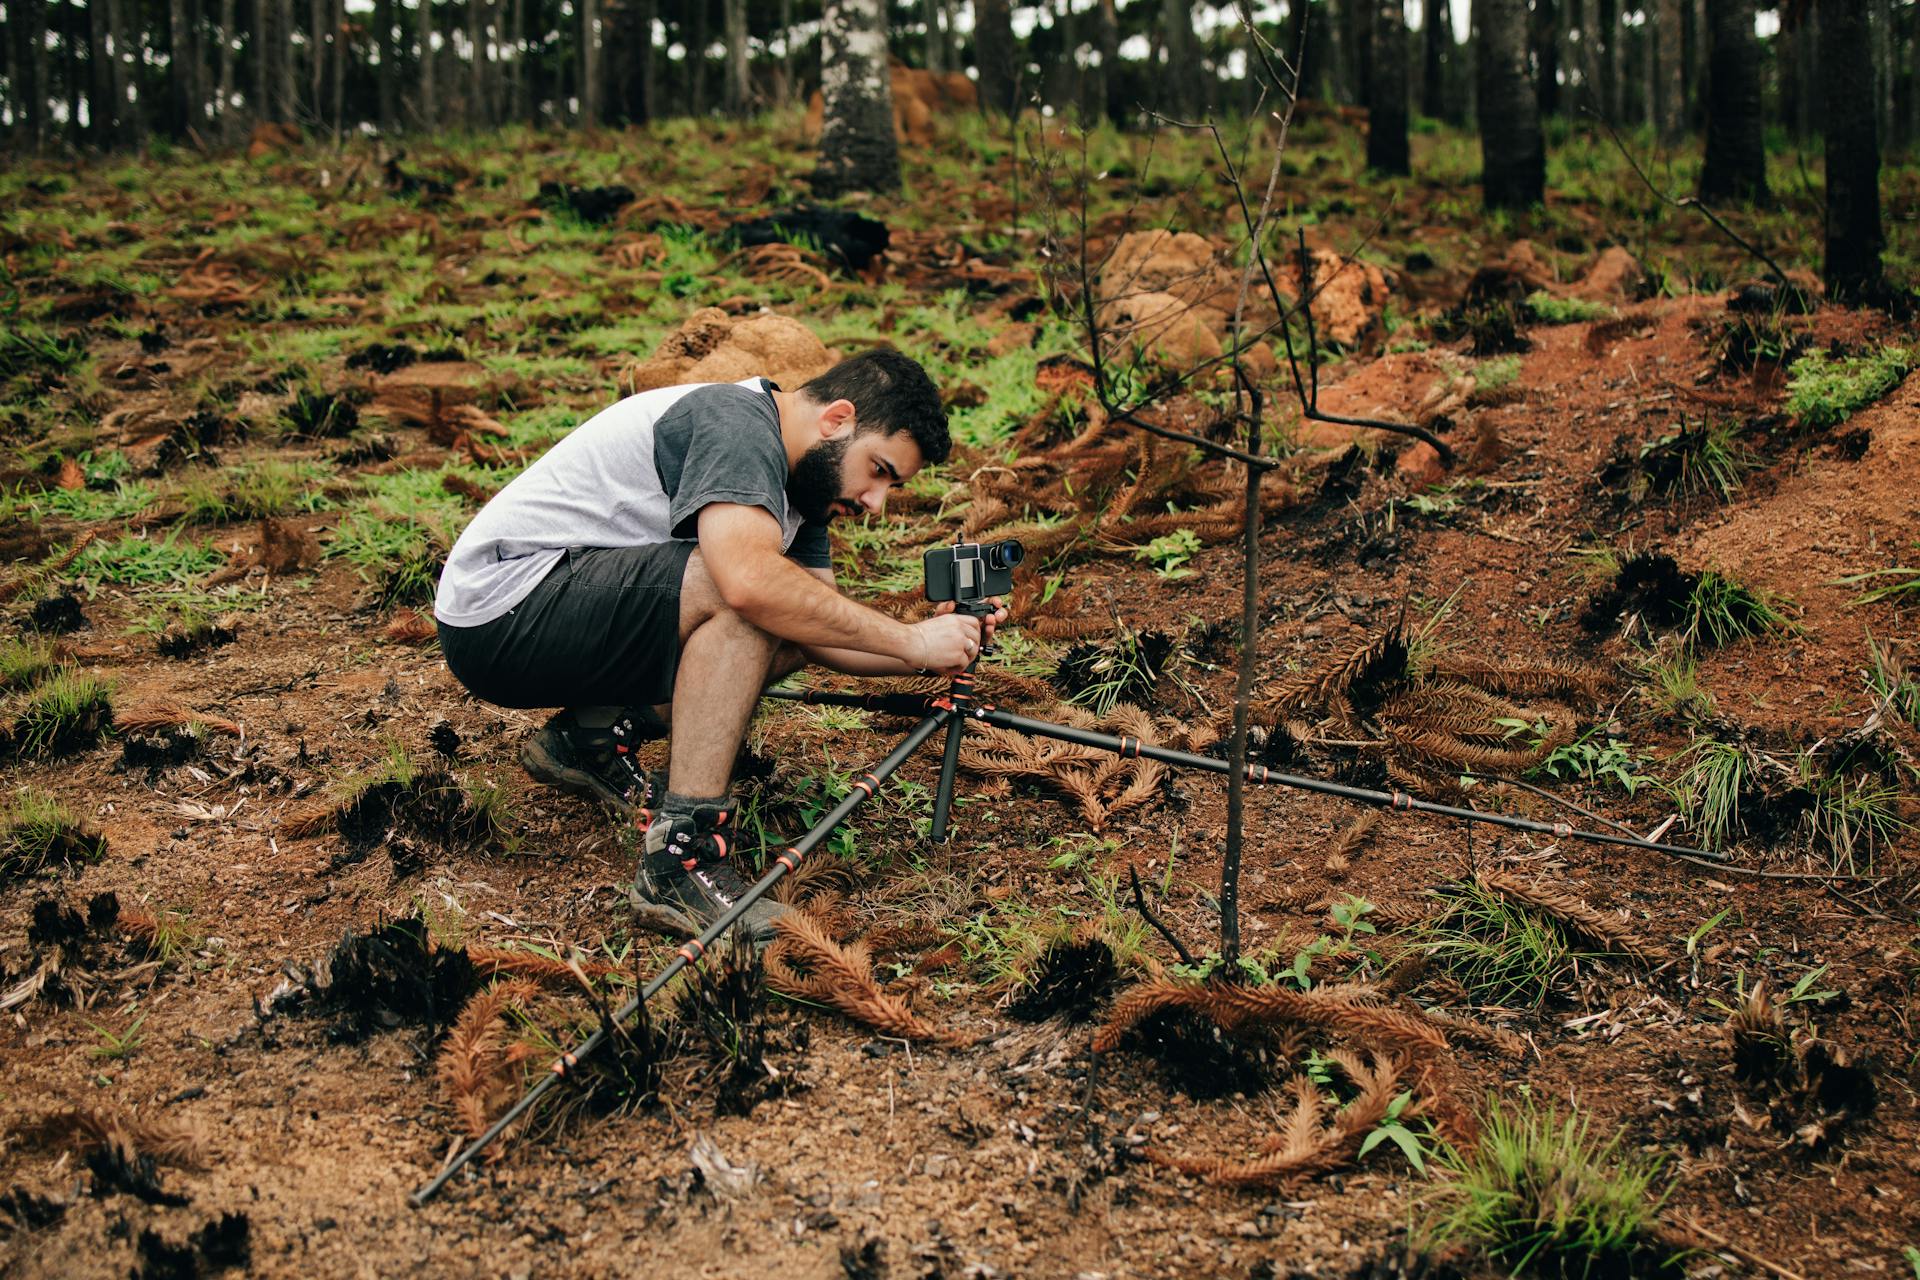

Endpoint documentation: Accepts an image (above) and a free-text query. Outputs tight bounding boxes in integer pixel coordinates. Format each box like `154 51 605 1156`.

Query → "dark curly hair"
798 347 951 466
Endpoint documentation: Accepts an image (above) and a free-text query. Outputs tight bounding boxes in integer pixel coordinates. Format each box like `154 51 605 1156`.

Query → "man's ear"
818 397 857 438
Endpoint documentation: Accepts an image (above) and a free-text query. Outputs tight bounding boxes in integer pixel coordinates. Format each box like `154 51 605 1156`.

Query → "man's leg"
662 549 791 798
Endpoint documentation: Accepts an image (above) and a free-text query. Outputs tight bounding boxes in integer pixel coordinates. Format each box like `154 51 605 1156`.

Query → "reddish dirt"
3 259 1919 1278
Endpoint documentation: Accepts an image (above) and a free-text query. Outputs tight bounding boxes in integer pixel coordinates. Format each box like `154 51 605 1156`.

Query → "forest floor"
0 113 1918 1279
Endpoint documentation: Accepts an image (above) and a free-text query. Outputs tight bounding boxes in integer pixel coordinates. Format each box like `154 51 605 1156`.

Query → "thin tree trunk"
813 0 899 194
1699 0 1765 202
216 0 235 135
688 0 706 114
778 0 793 107
373 0 395 128
1161 0 1201 117
329 0 345 135
1595 0 1616 122
420 0 437 125
1655 0 1683 139
1367 0 1408 172
1097 0 1121 123
1324 0 1347 102
1421 0 1446 118
1476 0 1543 206
112 0 143 144
469 0 486 125
1820 0 1882 299
90 0 115 143
20 0 49 145
722 0 749 115
580 0 600 125
975 0 1016 116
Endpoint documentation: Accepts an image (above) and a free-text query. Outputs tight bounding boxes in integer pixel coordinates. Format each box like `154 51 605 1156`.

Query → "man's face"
788 426 924 525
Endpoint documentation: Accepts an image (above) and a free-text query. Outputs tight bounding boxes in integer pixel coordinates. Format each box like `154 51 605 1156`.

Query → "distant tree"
1819 0 1884 299
1421 0 1450 120
1532 0 1558 116
1094 0 1123 124
813 0 899 196
723 0 751 116
1160 0 1203 117
1655 0 1684 140
1366 0 1408 173
1699 0 1767 202
1475 0 1543 207
974 0 1017 115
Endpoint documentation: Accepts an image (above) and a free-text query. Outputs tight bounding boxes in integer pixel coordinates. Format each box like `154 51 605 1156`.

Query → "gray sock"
661 790 730 819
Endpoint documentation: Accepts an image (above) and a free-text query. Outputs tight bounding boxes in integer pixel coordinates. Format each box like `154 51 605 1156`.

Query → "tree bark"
1475 0 1543 207
812 0 899 196
581 0 601 125
420 0 437 125
1367 0 1408 172
1323 0 1348 102
373 0 395 128
89 0 115 143
1655 0 1683 139
778 0 794 106
1699 0 1765 202
109 0 143 144
1421 0 1447 119
975 0 1017 116
1096 0 1122 124
722 0 750 115
329 0 345 134
18 0 49 146
1819 0 1883 300
1532 0 1557 116
1160 0 1201 118
216 0 236 136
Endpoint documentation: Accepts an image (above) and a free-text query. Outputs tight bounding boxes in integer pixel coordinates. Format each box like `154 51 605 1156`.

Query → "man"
434 348 1001 941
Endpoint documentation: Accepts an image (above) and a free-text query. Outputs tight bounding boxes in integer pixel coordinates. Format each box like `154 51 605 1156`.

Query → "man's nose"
861 488 886 514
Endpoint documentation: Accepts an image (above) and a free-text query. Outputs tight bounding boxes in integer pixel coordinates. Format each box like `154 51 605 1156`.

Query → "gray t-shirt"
434 377 831 627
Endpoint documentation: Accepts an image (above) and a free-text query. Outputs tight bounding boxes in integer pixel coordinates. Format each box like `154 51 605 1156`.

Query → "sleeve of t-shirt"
656 385 791 542
787 520 832 570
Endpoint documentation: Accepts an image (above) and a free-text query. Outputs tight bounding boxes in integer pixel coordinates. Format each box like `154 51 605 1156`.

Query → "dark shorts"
438 542 697 710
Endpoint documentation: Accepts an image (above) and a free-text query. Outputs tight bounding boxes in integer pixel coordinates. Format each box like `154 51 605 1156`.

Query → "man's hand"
932 597 1010 646
911 612 985 675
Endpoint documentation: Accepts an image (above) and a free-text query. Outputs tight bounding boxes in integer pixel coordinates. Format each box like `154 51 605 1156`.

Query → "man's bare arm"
698 503 978 670
795 566 923 675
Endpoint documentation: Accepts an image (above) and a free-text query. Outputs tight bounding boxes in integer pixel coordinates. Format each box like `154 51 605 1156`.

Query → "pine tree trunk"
1097 0 1122 124
1655 0 1682 139
778 0 794 106
1820 0 1882 300
1366 0 1408 172
469 0 487 125
1324 0 1347 102
110 0 143 144
1699 0 1765 202
329 0 345 134
580 0 600 125
723 0 750 115
373 0 395 128
689 0 708 115
216 0 236 136
19 0 49 146
90 0 115 143
1421 0 1447 119
1595 0 1617 122
1161 0 1200 118
1533 0 1557 116
420 0 437 125
1476 0 1543 207
812 0 899 195
975 0 1017 116
925 0 943 72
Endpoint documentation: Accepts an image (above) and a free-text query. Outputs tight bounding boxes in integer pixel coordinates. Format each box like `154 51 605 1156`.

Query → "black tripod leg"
929 708 967 842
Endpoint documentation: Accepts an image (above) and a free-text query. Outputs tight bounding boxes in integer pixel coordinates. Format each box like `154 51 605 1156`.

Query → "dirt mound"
803 64 977 147
619 307 839 394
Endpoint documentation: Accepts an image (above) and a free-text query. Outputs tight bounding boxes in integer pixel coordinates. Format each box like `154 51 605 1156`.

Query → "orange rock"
1395 441 1449 487
619 307 839 394
1569 246 1642 302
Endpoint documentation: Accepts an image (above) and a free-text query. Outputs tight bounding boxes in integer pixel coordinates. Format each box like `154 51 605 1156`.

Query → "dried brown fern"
1428 657 1607 703
1264 626 1408 721
437 979 542 1142
12 1106 208 1168
0 529 98 603
1092 978 1448 1058
113 701 243 737
1324 812 1379 875
467 945 622 989
764 913 970 1046
1475 871 1664 961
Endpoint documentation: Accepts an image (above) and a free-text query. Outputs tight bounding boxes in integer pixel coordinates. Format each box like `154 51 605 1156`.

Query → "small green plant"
1666 738 1750 851
73 532 223 588
1358 1090 1428 1173
1420 880 1581 1008
0 788 106 882
1133 528 1203 580
1784 343 1913 428
1530 728 1649 795
1474 354 1524 394
6 668 113 757
0 637 58 691
1640 650 1714 718
1525 291 1613 324
1417 1097 1669 1275
1806 768 1910 872
1862 632 1920 727
87 1009 148 1061
1683 570 1792 650
1634 419 1754 504
1779 963 1839 1007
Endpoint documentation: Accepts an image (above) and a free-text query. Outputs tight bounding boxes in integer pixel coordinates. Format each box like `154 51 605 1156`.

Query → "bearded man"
434 348 1001 940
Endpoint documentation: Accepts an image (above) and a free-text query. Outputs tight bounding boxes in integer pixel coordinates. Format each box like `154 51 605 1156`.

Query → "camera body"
924 540 1024 606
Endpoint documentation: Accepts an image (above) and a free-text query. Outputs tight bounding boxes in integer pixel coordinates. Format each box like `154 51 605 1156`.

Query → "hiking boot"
519 709 667 820
630 805 790 945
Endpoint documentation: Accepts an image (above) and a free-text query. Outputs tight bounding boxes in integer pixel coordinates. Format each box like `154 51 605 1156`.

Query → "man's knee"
769 642 807 680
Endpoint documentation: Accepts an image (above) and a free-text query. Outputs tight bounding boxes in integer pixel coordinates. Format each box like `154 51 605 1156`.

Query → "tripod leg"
929 709 967 842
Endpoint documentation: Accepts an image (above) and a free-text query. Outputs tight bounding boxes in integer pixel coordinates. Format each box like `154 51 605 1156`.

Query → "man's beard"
787 435 850 525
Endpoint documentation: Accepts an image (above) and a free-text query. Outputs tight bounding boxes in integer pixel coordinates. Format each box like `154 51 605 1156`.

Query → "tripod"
412 602 1721 1205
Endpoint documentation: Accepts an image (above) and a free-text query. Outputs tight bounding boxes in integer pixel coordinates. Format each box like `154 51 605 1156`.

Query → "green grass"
0 788 107 883
1417 1097 1670 1277
1419 879 1584 1008
0 637 59 691
1474 354 1524 395
176 460 333 524
1666 737 1750 851
86 1009 148 1061
1784 344 1914 428
1640 650 1714 718
1526 291 1614 324
5 668 114 758
1683 570 1793 650
73 531 224 588
1835 566 1920 607
0 479 156 524
1805 768 1910 874
1634 419 1754 504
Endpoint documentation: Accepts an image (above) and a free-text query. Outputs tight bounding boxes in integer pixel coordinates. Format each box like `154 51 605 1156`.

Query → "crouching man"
433 349 1003 941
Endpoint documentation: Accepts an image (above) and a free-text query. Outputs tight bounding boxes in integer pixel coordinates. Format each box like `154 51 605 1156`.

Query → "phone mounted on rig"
924 539 1024 605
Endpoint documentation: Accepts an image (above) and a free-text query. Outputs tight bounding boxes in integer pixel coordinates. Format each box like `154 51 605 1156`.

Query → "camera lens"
985 540 1025 571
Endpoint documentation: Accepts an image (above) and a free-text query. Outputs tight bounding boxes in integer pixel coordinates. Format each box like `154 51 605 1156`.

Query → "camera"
924 540 1024 605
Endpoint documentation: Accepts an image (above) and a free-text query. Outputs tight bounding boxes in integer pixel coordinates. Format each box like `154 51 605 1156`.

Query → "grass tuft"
1683 570 1792 650
1 789 107 883
1418 879 1582 1008
6 669 114 758
1417 1097 1670 1277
